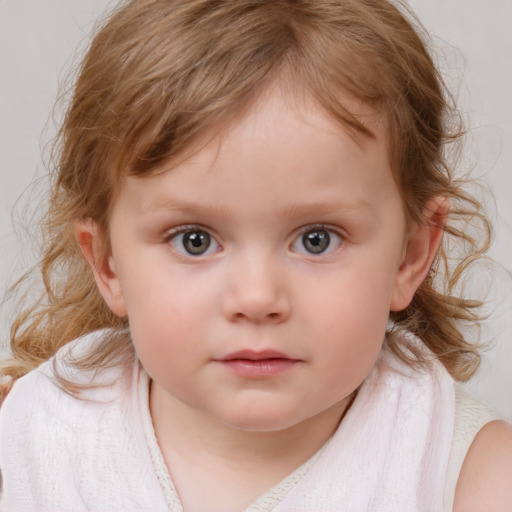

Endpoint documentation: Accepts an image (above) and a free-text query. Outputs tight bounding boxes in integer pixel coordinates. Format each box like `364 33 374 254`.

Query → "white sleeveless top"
0 331 500 511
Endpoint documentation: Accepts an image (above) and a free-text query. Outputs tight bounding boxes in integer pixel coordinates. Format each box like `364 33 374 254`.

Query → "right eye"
169 228 221 256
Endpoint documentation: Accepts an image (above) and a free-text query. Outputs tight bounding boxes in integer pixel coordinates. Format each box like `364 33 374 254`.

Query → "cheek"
299 270 392 386
303 265 395 331
123 264 225 359
120 256 217 321
128 299 204 397
128 290 206 349
314 315 385 401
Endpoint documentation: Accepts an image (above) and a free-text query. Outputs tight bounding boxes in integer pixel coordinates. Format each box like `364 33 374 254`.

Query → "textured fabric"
0 332 170 512
1 330 457 511
443 384 501 510
268 349 455 512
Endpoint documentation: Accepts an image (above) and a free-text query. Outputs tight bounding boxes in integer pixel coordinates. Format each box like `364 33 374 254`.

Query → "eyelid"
164 223 206 237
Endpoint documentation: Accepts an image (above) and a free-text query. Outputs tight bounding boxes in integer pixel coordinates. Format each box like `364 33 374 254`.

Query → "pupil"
303 230 330 254
184 231 210 255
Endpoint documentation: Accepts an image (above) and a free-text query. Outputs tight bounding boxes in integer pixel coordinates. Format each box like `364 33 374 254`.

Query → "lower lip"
218 358 299 378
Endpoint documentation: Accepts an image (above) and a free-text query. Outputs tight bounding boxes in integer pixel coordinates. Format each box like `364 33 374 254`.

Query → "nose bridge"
223 247 290 323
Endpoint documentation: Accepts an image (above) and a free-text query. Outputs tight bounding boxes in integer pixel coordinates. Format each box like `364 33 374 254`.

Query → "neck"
149 381 354 511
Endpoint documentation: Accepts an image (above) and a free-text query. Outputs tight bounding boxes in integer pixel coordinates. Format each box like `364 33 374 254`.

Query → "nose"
222 252 291 324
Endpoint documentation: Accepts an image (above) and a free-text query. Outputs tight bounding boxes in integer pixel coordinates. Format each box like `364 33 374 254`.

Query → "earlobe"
74 219 128 317
390 196 448 311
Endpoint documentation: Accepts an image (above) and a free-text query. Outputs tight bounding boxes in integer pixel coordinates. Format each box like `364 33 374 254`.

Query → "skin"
453 420 512 511
76 90 511 511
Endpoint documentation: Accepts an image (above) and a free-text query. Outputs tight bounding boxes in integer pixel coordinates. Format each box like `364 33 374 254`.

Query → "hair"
2 0 491 385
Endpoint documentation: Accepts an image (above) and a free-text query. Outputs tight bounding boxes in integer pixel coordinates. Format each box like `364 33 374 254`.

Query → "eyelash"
163 223 344 258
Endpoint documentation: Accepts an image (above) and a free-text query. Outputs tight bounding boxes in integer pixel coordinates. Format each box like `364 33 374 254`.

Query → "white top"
0 330 498 511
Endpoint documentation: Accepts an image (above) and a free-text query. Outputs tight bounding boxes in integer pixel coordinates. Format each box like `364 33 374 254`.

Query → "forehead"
116 89 399 224
154 85 387 178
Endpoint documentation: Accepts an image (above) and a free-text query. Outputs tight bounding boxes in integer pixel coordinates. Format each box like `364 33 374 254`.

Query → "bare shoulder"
453 420 512 511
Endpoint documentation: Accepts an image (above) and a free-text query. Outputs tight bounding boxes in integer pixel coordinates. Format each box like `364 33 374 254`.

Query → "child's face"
92 91 427 431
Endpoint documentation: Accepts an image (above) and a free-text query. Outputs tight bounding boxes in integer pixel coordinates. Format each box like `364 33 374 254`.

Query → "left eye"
169 229 220 256
291 227 342 255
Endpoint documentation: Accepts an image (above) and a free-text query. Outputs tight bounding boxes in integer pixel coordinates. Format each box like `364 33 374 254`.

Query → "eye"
291 227 343 256
169 228 220 256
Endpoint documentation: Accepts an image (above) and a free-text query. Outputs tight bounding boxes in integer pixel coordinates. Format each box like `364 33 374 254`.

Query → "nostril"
231 311 284 323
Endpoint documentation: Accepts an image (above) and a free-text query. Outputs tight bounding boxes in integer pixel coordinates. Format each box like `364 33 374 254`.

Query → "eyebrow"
141 199 231 217
142 198 374 219
279 201 374 218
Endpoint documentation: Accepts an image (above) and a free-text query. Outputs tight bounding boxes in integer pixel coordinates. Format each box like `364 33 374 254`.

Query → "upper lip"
217 349 298 361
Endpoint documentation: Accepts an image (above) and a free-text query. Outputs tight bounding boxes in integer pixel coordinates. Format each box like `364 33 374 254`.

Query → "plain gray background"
1 1 511 418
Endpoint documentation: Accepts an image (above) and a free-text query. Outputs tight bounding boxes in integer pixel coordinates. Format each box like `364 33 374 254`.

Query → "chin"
218 406 308 433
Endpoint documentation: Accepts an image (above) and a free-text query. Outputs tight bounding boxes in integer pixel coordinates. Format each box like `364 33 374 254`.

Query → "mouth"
215 350 302 379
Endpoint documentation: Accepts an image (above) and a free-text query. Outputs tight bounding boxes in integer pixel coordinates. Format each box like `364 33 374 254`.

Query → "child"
1 0 511 510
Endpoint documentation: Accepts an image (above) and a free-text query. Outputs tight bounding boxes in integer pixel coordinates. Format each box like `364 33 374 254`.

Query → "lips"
216 350 301 378
220 349 292 361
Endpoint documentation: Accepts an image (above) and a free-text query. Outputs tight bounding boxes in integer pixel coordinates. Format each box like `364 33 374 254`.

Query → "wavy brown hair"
2 0 490 384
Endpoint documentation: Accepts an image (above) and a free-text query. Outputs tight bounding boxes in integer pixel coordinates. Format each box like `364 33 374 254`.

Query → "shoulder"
0 329 135 441
0 329 136 459
453 419 512 511
0 360 74 504
0 330 140 507
2 329 134 405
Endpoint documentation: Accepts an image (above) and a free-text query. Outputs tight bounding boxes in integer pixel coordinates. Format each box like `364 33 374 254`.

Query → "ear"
390 196 448 312
74 219 128 317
